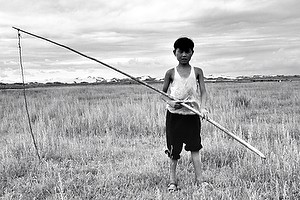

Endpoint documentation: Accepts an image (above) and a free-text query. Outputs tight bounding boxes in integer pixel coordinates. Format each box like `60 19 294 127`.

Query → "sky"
1 0 300 83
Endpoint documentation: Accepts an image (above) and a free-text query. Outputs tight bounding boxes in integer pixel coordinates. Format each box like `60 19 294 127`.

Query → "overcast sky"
1 0 300 83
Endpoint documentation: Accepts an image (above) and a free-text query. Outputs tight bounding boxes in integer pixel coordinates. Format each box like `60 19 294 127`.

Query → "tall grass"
0 82 299 199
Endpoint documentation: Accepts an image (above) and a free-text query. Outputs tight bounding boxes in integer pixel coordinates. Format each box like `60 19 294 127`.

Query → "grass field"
0 81 299 199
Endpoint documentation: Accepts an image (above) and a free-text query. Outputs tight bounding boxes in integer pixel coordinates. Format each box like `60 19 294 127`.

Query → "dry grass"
0 82 299 199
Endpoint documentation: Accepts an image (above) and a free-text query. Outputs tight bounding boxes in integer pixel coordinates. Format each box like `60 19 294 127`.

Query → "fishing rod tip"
260 154 266 159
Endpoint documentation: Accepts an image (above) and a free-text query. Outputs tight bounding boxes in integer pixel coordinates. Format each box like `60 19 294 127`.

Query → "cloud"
1 0 300 82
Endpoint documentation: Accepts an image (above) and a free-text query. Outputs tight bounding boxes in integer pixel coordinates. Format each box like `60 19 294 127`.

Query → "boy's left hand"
200 108 209 120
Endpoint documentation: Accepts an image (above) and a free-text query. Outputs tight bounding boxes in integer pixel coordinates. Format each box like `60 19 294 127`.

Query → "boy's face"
173 48 193 65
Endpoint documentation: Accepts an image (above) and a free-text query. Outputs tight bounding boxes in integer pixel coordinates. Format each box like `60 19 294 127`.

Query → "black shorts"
165 110 202 160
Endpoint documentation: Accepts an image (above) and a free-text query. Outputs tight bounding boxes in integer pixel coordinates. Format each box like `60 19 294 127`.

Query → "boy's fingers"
174 103 183 109
167 100 182 108
200 109 209 119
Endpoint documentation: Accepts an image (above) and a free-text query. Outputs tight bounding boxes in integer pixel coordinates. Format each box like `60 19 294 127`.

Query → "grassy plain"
0 81 300 199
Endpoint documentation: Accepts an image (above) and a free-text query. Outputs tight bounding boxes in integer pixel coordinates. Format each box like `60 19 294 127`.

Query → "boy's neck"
177 63 191 68
176 64 191 78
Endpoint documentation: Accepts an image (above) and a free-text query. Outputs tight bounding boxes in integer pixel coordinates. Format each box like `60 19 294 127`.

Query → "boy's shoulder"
165 67 175 77
166 67 175 73
193 66 204 75
193 66 203 71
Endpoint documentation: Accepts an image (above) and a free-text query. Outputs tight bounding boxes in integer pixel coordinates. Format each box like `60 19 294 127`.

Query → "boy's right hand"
168 100 183 109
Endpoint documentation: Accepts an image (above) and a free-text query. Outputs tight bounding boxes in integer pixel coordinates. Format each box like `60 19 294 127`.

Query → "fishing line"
12 27 266 159
17 30 41 160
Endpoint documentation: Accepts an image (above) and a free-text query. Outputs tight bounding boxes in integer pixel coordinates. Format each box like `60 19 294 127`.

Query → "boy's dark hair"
173 37 194 52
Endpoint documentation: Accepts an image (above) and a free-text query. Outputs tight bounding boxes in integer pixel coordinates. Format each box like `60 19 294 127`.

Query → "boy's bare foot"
168 183 180 192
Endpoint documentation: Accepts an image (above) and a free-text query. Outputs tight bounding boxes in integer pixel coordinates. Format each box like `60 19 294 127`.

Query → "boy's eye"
179 49 191 54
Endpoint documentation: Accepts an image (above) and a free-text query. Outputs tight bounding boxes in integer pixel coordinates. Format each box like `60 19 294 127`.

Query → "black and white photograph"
0 0 299 199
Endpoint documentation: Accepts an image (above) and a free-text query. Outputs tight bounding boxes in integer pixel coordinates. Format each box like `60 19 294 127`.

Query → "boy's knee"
190 150 200 158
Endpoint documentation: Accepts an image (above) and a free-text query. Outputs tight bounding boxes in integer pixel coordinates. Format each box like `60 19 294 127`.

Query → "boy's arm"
161 69 182 108
162 69 173 93
195 67 208 118
161 69 173 103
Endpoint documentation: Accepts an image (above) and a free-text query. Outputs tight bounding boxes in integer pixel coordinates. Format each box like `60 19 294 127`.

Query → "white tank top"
167 66 200 115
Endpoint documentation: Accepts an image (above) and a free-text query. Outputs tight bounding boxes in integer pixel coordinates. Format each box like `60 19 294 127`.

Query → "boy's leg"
169 158 178 184
166 111 183 185
191 151 203 182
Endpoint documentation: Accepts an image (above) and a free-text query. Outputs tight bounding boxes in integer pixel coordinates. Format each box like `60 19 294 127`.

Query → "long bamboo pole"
12 26 266 159
181 103 266 159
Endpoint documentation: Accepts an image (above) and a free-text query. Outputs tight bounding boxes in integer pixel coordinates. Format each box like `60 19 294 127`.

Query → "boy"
162 37 208 192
